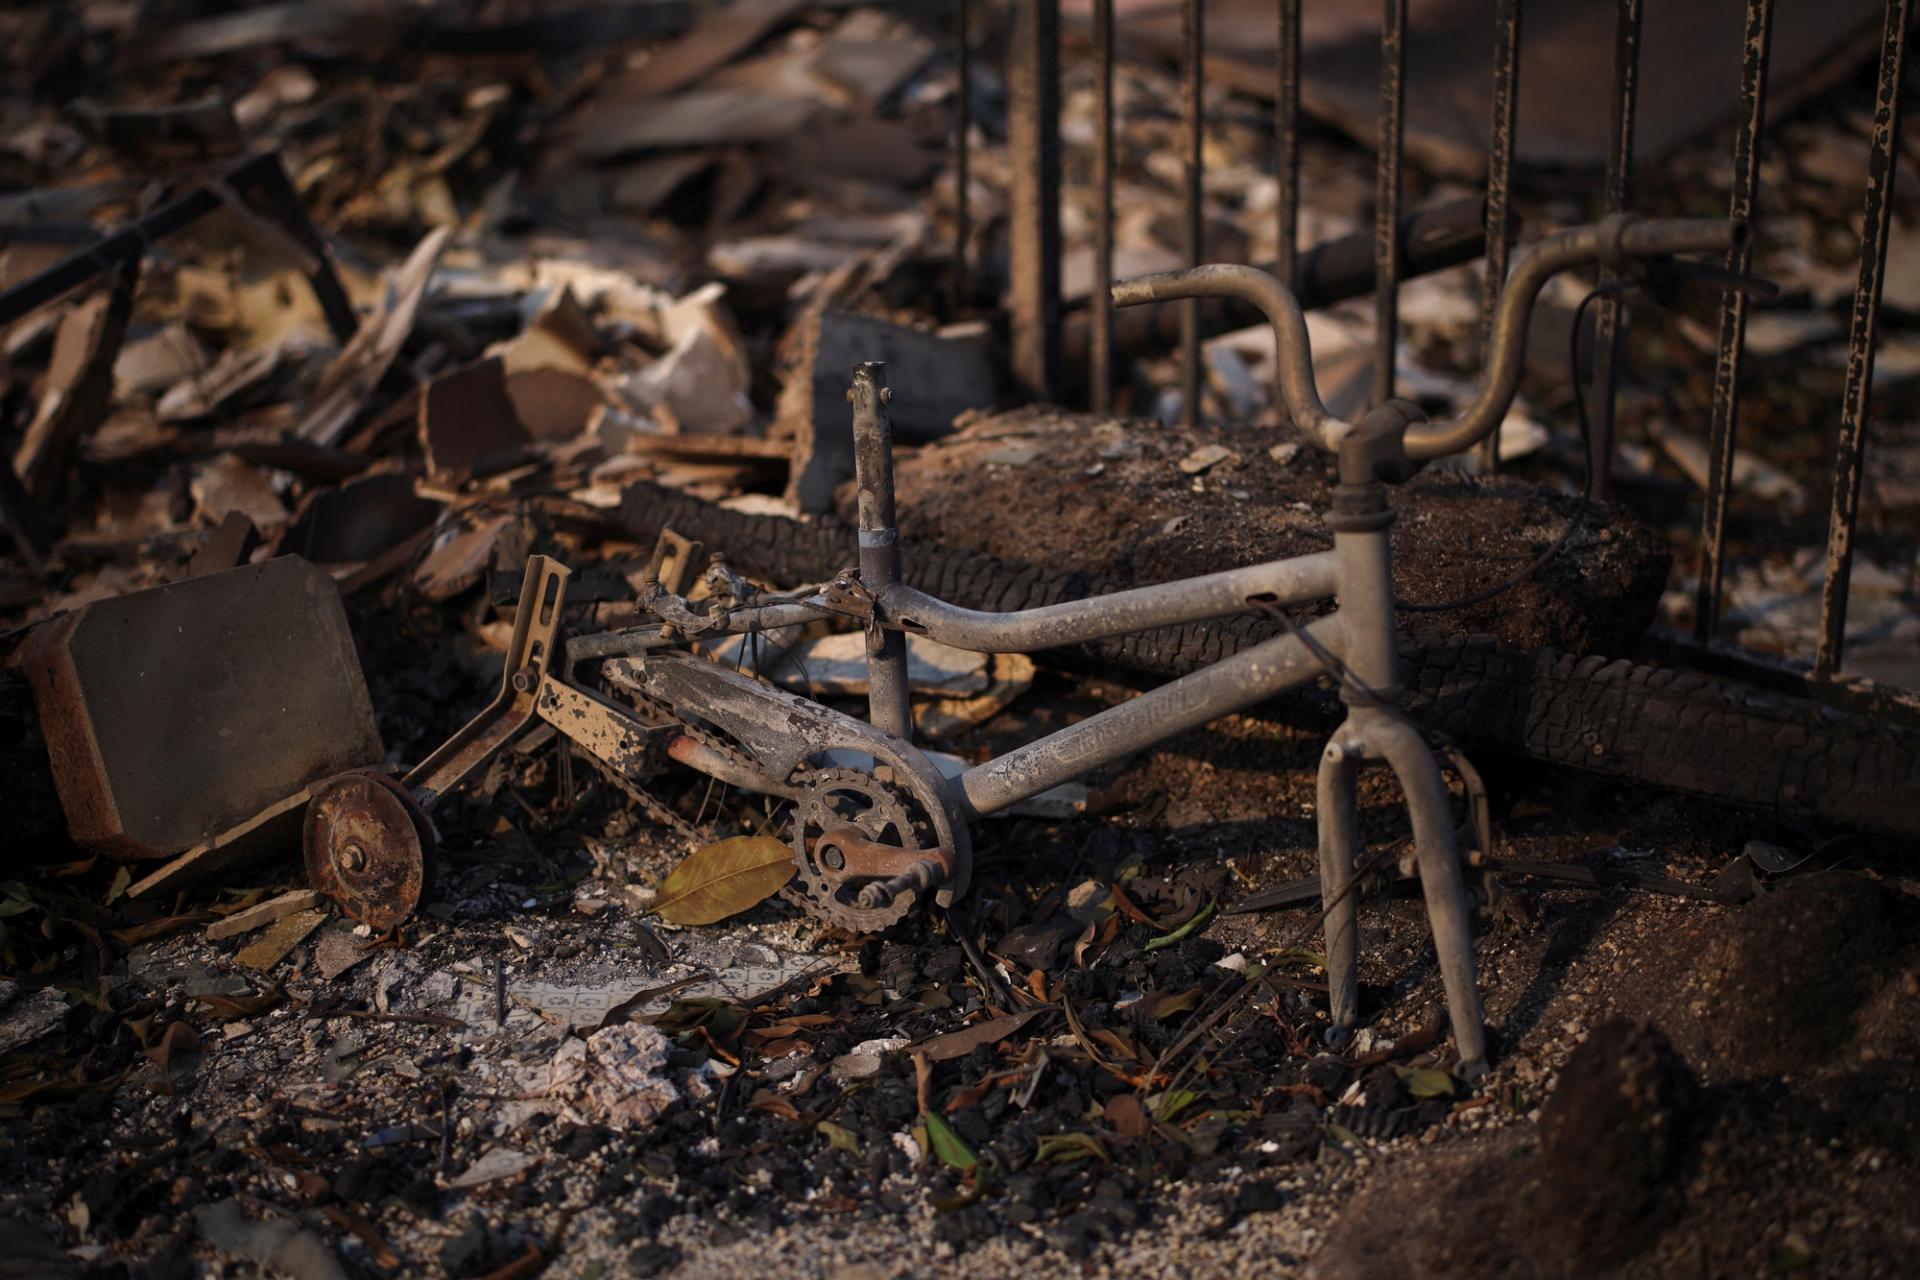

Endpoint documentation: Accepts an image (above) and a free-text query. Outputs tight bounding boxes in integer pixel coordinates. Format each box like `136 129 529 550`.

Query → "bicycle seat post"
849 362 913 743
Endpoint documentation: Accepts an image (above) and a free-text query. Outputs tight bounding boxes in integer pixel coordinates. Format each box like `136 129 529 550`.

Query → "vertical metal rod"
951 0 971 314
1693 0 1775 641
849 363 913 742
1373 0 1407 407
1181 0 1205 428
1587 0 1642 501
1007 0 1062 401
1091 0 1116 412
248 154 360 347
1816 0 1910 678
1276 0 1301 292
1473 0 1522 474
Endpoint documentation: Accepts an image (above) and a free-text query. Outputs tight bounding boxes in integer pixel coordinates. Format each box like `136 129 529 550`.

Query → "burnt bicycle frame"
400 216 1733 1077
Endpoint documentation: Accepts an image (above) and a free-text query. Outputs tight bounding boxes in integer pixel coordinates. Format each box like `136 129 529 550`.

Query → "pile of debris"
0 2 1918 1278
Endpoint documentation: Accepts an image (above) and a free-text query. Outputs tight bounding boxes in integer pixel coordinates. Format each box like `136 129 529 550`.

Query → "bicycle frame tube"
953 611 1347 818
873 550 1339 653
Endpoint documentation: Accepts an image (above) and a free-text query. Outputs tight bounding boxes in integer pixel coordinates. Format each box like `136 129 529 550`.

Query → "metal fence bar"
1816 0 1911 678
951 0 971 314
1693 0 1775 642
1473 0 1522 474
1373 0 1407 407
1276 0 1301 292
1091 0 1116 411
1007 0 1062 401
1586 0 1642 501
1181 0 1205 427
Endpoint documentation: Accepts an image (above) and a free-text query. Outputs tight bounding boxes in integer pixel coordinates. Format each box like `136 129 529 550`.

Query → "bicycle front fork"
1320 477 1488 1077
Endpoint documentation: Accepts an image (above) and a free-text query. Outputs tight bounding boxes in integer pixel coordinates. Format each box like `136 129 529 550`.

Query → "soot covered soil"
2 654 1915 1279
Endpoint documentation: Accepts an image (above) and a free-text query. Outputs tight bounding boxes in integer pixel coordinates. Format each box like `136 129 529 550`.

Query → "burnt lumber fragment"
776 313 998 513
616 480 1920 836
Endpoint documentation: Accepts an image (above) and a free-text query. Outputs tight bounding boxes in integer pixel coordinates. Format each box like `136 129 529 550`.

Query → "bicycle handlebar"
1110 215 1743 463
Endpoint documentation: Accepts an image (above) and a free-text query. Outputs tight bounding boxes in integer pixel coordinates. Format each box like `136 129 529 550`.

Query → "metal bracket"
403 554 571 808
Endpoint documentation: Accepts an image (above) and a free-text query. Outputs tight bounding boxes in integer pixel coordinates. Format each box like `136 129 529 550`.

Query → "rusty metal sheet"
15 554 384 861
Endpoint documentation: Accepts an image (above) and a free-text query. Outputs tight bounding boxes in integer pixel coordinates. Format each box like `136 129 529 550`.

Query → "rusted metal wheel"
303 770 434 933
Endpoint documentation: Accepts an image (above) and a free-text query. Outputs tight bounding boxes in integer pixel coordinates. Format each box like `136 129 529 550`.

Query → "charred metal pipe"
1007 0 1062 399
1113 262 1345 446
1588 0 1646 498
1694 0 1776 639
1275 0 1302 290
1112 216 1741 461
869 550 1339 653
1817 0 1911 677
1090 0 1116 410
1374 0 1408 406
1180 0 1205 427
849 363 913 742
1474 0 1523 475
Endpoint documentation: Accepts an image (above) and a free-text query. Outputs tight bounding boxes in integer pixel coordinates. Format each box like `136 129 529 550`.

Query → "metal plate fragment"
15 555 384 861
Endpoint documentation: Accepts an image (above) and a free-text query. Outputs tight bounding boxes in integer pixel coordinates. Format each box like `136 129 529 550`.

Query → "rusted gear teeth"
780 767 925 932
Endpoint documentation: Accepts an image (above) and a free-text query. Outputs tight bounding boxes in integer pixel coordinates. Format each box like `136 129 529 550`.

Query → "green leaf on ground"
1144 898 1217 952
922 1111 979 1173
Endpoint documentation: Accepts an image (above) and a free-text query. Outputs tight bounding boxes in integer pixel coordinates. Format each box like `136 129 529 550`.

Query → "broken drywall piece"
540 1023 680 1128
417 357 532 479
155 341 300 422
506 367 611 440
294 225 450 446
13 275 137 498
189 452 288 529
571 88 817 161
1649 419 1807 512
622 323 755 436
778 312 998 512
114 322 209 398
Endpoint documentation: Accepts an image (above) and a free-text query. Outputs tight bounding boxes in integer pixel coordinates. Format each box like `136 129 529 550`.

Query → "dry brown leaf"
1105 1093 1150 1138
911 1007 1049 1063
651 835 796 925
198 985 283 1020
109 912 214 946
143 1022 202 1073
748 1089 801 1120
